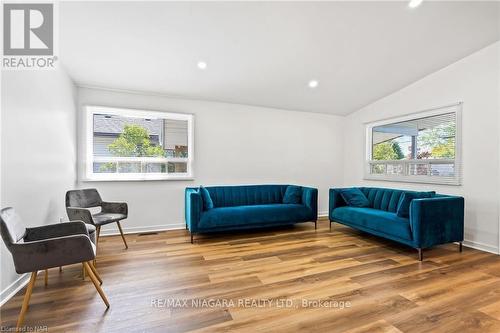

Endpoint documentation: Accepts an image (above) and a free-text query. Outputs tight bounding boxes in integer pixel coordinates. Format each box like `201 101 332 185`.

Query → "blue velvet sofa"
329 187 464 260
185 184 318 243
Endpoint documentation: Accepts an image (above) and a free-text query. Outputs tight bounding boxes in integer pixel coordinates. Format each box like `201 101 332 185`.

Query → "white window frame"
83 105 194 181
364 102 462 186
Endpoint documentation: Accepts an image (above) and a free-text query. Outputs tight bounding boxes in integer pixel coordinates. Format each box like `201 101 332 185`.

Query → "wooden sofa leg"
190 233 194 244
329 221 333 231
418 248 423 261
459 242 463 252
314 220 317 230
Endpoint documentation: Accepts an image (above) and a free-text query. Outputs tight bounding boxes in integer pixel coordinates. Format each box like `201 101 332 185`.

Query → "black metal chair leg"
459 242 463 252
418 248 423 261
190 233 194 244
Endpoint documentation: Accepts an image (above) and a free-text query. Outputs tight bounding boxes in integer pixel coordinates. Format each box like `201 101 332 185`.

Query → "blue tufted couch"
329 187 464 260
185 184 318 243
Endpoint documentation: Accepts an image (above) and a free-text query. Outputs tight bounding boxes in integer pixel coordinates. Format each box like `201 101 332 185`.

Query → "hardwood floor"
1 218 500 333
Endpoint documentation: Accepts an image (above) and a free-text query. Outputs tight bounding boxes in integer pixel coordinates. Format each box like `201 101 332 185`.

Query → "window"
84 106 193 181
365 103 461 185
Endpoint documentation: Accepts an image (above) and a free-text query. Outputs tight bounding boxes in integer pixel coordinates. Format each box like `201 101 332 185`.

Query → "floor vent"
138 232 159 236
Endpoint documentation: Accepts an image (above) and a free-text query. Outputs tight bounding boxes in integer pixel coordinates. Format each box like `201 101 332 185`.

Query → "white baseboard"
0 273 30 307
99 223 185 236
462 239 499 255
318 211 328 218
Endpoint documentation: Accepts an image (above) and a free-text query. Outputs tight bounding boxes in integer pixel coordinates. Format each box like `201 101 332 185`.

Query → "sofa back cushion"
205 185 289 208
283 185 303 204
358 187 435 213
339 188 370 207
199 186 214 210
396 191 435 217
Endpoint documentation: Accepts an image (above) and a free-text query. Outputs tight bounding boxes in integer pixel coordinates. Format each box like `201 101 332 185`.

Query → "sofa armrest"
329 188 347 220
185 188 202 232
410 196 464 248
301 187 318 220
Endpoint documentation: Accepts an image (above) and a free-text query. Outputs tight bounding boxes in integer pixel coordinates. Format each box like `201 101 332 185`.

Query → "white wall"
0 67 78 303
343 42 500 254
77 87 345 234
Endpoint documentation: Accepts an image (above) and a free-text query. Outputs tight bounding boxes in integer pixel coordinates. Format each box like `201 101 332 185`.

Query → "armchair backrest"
0 207 26 250
66 189 102 208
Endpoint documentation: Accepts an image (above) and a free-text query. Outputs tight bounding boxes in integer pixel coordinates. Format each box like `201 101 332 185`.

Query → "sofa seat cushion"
331 207 412 240
199 204 312 229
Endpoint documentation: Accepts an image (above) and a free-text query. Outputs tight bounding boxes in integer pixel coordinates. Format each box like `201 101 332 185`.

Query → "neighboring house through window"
365 103 462 185
84 106 193 181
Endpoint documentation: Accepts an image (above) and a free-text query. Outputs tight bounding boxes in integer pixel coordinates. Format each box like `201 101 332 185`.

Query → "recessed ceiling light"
408 0 423 8
308 80 319 88
197 61 207 70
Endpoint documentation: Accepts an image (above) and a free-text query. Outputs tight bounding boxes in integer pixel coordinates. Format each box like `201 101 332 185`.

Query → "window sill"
81 175 195 182
364 174 461 186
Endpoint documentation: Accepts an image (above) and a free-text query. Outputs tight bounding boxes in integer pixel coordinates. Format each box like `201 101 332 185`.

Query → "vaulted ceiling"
60 1 499 115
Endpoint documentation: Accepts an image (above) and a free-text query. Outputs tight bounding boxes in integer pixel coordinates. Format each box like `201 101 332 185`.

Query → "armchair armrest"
410 196 464 248
11 234 95 273
185 188 202 232
101 201 128 215
24 221 89 242
329 188 347 220
301 187 318 220
66 207 94 225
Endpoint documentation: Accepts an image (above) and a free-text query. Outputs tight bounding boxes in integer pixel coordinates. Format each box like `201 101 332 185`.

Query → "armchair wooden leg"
44 269 48 286
459 242 463 252
418 248 423 261
16 271 37 329
330 221 333 231
117 221 128 249
87 261 103 285
83 262 109 308
191 233 194 244
314 220 317 230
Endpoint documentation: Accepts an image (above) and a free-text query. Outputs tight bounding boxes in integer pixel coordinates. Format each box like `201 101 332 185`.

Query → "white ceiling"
60 1 500 115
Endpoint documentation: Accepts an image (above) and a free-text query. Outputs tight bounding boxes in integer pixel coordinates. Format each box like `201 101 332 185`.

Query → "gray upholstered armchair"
65 188 129 250
0 207 109 329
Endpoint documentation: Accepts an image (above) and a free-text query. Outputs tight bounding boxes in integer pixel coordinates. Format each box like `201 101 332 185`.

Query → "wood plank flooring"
1 218 500 333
